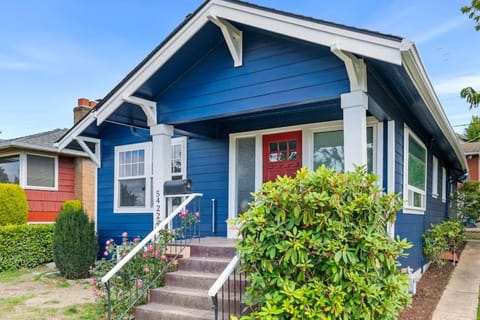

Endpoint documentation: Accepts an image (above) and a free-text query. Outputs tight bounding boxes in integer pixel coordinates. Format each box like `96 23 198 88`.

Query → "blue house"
57 0 467 276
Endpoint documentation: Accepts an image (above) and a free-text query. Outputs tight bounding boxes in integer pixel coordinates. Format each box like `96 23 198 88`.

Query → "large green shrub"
236 167 412 320
423 220 465 266
53 200 98 279
451 181 480 223
0 224 55 272
0 183 28 226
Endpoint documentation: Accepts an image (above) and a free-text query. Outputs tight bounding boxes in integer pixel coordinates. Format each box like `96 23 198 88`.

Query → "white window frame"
441 167 447 203
171 137 187 180
403 126 427 214
432 156 439 199
114 142 152 213
0 152 58 191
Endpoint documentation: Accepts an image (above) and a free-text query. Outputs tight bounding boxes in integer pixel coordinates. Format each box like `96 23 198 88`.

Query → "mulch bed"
398 242 465 320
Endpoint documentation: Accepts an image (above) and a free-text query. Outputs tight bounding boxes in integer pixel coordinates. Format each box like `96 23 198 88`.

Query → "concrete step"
177 257 231 273
135 303 214 320
164 270 218 290
149 286 212 310
190 244 236 259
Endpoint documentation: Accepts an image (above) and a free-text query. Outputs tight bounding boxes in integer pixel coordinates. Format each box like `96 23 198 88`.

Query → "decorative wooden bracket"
331 43 367 92
208 14 243 67
74 136 101 168
122 96 157 127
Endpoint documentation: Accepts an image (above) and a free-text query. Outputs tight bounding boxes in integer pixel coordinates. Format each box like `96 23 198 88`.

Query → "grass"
0 295 33 313
0 269 29 283
478 287 480 320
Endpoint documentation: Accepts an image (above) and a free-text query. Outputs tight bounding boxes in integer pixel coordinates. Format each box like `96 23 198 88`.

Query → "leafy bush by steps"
423 220 465 266
235 166 412 320
0 224 55 272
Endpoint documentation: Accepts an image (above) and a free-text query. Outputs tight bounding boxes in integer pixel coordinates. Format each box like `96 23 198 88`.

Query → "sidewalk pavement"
432 240 480 320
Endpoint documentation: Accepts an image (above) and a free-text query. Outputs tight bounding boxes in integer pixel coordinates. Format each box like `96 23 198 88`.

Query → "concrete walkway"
432 240 480 320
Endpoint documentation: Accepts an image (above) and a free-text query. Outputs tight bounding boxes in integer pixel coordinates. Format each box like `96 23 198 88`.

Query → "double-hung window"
115 142 152 213
404 127 427 213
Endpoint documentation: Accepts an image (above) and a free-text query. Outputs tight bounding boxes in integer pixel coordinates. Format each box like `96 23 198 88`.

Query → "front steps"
135 238 236 320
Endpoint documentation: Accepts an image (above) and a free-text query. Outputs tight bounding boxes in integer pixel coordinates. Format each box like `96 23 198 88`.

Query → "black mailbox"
164 179 192 195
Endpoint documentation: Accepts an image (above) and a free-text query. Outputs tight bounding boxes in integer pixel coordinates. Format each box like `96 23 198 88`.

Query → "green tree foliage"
0 183 28 226
461 1 480 108
462 0 480 30
53 200 98 279
451 181 480 221
423 221 465 266
463 115 480 141
236 167 412 320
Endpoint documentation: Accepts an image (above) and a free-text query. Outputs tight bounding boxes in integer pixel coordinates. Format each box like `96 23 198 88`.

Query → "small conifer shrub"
0 183 28 226
53 200 98 279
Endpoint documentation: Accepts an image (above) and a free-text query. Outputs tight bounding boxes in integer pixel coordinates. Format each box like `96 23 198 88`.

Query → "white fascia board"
210 0 403 65
1 142 88 158
400 40 468 171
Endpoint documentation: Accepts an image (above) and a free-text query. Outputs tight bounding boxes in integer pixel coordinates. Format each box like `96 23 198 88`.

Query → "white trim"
114 142 153 214
23 153 59 191
387 121 395 237
432 156 439 199
171 136 187 180
400 41 467 172
74 136 101 168
441 167 447 203
207 15 243 67
375 122 383 187
403 126 427 214
330 45 367 92
122 96 157 127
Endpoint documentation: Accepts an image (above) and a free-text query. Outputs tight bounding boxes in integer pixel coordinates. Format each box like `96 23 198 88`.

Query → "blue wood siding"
187 138 229 236
97 123 153 248
156 29 348 123
393 122 450 271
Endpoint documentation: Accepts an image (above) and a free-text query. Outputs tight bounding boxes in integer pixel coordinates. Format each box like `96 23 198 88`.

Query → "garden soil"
0 263 94 319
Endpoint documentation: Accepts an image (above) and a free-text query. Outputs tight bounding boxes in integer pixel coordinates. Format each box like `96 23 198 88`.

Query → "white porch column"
341 91 368 171
150 124 173 226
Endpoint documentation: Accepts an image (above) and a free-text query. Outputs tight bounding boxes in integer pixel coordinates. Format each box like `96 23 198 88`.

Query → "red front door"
263 131 302 182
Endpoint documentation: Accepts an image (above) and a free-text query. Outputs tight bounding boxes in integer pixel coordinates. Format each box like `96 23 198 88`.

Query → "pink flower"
133 237 140 243
147 245 154 253
153 250 160 258
144 266 150 274
161 255 168 262
142 252 148 260
195 212 200 218
96 290 104 298
122 232 128 238
121 252 127 257
105 239 111 246
91 278 97 286
136 280 144 288
104 251 109 257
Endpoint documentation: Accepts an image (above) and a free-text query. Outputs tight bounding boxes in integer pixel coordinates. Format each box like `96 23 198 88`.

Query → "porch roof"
56 0 467 175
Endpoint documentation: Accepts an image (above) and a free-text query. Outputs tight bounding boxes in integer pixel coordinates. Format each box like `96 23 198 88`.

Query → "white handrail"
101 193 202 284
208 255 240 297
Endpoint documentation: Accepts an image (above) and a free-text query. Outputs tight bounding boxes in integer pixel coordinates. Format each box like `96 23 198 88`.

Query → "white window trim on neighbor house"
0 152 59 191
227 118 382 237
432 156 439 199
403 126 427 214
113 138 187 213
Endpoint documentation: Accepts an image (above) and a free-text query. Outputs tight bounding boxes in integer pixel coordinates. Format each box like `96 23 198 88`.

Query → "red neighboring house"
0 99 96 222
462 142 480 182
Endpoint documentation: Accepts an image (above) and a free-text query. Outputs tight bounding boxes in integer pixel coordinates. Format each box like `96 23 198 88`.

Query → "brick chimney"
73 98 97 124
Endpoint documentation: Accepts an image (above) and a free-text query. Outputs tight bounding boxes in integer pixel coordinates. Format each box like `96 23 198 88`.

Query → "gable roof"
56 0 467 174
0 129 86 156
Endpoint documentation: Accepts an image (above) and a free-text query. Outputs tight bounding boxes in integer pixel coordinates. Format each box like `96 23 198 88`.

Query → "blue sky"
0 0 479 139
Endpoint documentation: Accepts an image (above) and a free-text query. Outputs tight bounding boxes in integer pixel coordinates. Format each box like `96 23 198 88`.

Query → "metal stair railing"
101 193 202 320
208 254 247 320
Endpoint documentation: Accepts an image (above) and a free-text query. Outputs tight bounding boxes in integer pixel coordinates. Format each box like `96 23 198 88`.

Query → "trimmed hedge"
0 183 28 226
0 224 55 272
